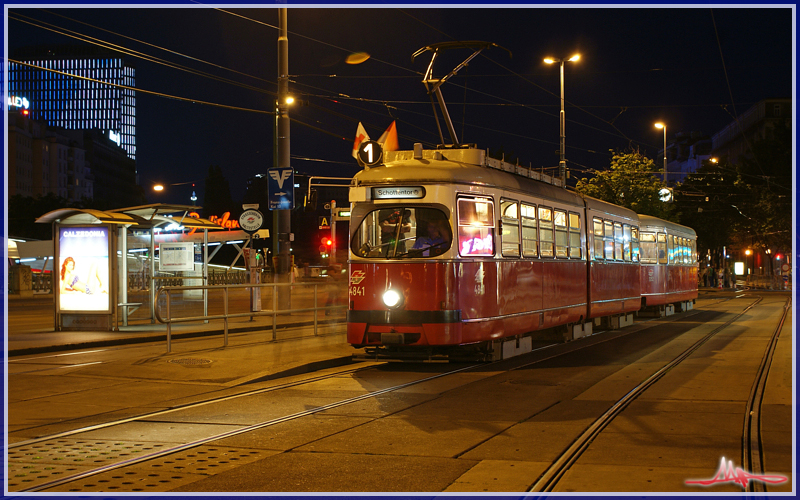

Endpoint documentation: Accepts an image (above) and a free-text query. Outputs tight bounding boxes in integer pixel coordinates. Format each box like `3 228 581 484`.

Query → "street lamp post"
274 8 292 309
544 54 580 188
654 122 667 184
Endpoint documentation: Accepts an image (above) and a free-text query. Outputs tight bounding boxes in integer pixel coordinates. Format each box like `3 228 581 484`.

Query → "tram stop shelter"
36 204 230 332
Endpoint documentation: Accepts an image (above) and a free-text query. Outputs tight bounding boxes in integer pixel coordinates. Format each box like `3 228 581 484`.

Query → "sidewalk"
9 313 347 354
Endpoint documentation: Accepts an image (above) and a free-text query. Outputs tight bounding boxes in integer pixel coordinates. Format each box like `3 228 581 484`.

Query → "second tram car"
346 145 698 360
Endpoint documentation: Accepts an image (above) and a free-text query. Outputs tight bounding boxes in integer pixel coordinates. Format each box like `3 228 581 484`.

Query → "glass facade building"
9 46 136 160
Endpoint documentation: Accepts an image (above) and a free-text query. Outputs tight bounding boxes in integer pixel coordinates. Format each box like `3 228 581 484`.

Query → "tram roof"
354 147 583 207
637 214 697 237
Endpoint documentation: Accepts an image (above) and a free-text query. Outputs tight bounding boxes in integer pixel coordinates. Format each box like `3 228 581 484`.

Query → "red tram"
345 145 698 360
344 41 697 360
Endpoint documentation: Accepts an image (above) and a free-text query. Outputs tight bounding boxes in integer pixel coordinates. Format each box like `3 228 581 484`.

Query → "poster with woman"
57 226 111 312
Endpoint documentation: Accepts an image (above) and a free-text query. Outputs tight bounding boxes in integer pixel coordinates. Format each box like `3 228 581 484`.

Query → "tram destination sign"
372 186 426 200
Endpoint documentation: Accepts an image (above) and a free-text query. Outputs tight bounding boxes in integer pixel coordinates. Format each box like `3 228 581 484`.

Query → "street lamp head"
284 96 295 105
153 184 165 192
544 54 581 65
654 122 665 130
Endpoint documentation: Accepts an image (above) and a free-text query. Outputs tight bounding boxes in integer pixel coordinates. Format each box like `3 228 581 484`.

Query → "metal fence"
154 281 347 352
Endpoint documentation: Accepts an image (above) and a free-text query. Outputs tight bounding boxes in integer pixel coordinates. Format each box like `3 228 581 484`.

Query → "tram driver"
379 208 411 254
412 219 449 256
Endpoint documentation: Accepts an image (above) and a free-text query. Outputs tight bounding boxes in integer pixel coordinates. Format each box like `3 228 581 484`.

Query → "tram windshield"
351 207 452 258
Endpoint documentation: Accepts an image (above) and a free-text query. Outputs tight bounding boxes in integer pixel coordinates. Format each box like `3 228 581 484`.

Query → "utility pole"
274 8 292 308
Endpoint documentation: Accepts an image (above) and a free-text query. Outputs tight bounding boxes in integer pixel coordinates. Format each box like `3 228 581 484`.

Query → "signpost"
239 207 264 313
267 167 294 210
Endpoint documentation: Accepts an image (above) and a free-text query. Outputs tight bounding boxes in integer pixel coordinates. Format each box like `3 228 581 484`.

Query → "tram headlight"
382 289 404 309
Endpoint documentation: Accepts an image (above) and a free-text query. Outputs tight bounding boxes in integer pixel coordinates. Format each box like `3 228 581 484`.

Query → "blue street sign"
267 167 294 210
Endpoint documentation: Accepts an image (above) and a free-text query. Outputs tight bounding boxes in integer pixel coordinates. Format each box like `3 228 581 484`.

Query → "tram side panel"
584 199 642 321
638 215 698 309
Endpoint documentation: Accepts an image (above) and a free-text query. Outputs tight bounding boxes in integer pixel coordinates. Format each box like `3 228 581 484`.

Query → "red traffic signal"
321 237 333 247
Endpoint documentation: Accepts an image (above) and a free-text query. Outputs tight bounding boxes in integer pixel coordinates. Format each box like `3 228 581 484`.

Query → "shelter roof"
36 204 224 230
36 208 142 225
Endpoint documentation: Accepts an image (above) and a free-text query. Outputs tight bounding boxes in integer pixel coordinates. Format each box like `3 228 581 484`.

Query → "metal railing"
154 281 346 352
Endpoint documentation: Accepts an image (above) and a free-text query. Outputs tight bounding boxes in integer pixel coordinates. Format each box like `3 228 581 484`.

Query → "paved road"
5 290 793 494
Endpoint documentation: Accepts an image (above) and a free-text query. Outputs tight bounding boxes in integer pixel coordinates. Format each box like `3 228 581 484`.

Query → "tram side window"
668 235 676 264
604 220 614 260
500 199 521 257
640 232 657 264
681 238 691 264
593 217 604 261
521 203 538 258
631 227 640 262
657 233 668 264
457 197 495 256
614 222 624 261
569 212 582 259
554 210 568 258
539 207 554 257
623 224 632 262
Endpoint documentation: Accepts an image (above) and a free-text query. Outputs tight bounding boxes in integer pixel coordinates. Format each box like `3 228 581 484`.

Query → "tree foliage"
202 165 236 218
575 148 677 221
7 193 102 240
678 121 792 263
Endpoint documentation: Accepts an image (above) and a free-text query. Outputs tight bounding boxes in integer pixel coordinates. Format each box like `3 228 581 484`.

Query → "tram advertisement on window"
56 225 111 313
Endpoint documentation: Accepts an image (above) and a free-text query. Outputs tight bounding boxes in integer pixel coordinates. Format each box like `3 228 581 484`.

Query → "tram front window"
352 207 452 258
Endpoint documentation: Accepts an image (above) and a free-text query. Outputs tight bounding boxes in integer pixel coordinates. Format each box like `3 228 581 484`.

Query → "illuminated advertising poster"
159 242 195 271
57 226 111 312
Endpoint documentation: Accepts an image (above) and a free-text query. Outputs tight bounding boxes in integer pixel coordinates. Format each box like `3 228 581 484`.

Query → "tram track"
8 303 704 493
8 294 783 493
10 362 483 492
525 294 789 493
743 297 791 493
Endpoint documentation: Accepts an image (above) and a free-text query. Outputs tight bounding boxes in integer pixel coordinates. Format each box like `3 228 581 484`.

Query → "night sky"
5 6 794 206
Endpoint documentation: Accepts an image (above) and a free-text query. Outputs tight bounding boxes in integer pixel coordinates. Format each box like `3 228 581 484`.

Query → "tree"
575 148 677 221
9 193 76 240
677 158 744 265
734 121 792 252
202 165 235 218
677 120 792 272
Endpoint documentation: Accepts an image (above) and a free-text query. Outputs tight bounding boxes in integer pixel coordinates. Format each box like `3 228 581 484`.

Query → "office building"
9 45 136 160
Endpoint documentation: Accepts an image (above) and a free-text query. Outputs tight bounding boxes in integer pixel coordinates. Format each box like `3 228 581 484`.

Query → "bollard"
166 291 172 353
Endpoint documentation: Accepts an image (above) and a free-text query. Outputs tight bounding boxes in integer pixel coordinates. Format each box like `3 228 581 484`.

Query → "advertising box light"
57 226 111 313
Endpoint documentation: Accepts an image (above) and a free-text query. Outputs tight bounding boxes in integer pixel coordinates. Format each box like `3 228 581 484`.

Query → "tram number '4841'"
350 286 365 297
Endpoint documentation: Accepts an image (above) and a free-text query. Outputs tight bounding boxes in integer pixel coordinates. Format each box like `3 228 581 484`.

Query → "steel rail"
16 362 482 492
743 297 791 493
11 292 729 492
527 295 765 493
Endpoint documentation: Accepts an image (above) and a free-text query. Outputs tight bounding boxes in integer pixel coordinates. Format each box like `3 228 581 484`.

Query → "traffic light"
322 236 333 247
306 189 318 212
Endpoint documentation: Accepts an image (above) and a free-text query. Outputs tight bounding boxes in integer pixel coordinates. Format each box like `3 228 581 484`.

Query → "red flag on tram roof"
352 122 370 158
